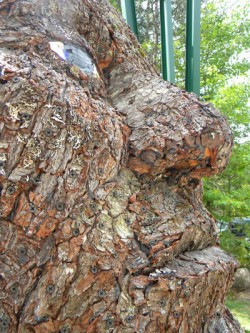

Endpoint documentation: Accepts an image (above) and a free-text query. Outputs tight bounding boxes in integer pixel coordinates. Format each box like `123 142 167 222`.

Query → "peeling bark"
0 0 242 332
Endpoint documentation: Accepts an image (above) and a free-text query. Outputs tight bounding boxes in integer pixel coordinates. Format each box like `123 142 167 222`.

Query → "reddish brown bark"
0 0 242 332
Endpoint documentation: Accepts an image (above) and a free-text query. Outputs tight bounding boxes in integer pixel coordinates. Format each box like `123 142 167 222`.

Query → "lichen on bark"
0 0 242 332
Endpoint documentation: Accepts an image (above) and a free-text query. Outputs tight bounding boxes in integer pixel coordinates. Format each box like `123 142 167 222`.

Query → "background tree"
200 0 250 268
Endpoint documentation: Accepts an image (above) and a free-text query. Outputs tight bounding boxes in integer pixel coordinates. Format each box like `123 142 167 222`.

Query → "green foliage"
204 142 250 268
173 0 250 94
109 0 120 11
213 83 250 139
220 231 250 269
203 143 250 221
141 40 161 69
136 0 161 66
226 293 250 331
199 1 250 269
200 1 250 100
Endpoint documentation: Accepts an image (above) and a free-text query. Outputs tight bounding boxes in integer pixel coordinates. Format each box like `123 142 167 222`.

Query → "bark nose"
110 74 233 179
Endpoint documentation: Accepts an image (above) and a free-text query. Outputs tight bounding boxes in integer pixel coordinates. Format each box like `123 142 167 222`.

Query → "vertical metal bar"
160 0 175 83
185 0 201 95
121 0 139 39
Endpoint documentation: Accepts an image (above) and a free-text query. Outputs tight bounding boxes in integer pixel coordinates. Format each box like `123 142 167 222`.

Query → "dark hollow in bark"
0 0 242 332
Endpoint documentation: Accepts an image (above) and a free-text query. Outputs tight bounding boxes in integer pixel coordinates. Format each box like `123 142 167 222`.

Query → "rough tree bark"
0 0 242 332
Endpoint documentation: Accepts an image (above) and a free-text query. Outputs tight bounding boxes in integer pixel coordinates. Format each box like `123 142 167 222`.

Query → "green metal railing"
120 0 139 39
120 0 201 95
160 0 175 83
185 0 201 95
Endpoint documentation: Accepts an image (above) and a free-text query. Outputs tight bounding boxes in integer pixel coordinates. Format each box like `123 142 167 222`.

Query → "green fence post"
121 0 139 39
185 0 201 95
160 0 175 83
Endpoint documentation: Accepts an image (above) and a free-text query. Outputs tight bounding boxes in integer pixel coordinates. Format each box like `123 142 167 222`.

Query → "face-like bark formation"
0 1 241 332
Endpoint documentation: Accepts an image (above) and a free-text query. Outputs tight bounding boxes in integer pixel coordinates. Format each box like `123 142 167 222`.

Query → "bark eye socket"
125 218 131 225
17 247 27 256
91 266 98 274
0 318 9 330
44 128 53 137
126 315 134 323
98 222 105 229
72 228 80 237
6 185 16 195
12 76 20 83
173 311 180 319
30 203 37 213
98 289 106 298
56 202 65 211
98 168 104 176
46 284 55 294
69 169 77 178
106 318 114 328
37 44 44 51
17 246 28 264
21 113 31 121
32 175 40 185
10 283 19 296
56 106 63 112
113 191 119 198
159 299 166 307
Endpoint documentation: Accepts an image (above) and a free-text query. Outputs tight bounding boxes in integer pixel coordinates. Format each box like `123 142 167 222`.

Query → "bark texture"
0 0 242 332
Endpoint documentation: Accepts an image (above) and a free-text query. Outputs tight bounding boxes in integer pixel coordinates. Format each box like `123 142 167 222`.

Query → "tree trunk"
0 0 242 332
